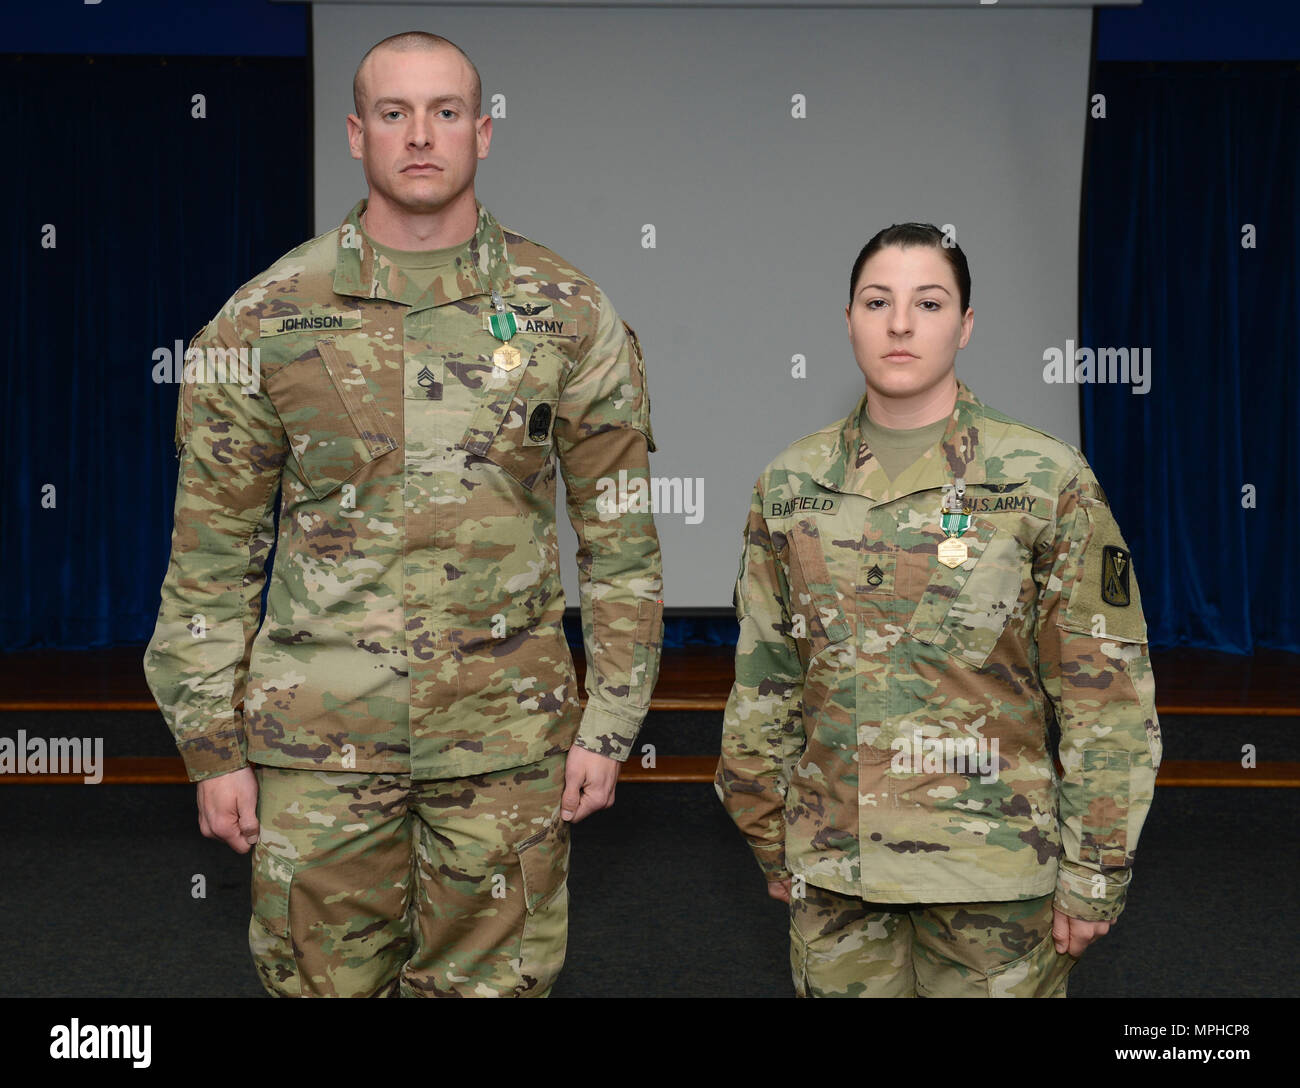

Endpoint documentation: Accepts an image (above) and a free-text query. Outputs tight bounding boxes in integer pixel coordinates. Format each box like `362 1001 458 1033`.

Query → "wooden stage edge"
0 756 1296 788
0 646 1297 716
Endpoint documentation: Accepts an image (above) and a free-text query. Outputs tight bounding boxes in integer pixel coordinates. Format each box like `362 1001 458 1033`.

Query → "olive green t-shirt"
362 230 469 293
859 403 951 482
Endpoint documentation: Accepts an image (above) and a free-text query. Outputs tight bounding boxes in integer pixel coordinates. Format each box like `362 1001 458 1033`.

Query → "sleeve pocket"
1080 749 1133 866
629 597 664 707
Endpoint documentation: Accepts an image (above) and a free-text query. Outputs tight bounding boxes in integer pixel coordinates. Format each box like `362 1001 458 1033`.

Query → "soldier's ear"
346 113 364 161
958 306 974 348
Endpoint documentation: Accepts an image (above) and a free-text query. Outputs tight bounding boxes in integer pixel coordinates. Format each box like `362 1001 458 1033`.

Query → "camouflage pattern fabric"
144 199 663 782
250 751 569 997
790 882 1074 997
716 378 1161 924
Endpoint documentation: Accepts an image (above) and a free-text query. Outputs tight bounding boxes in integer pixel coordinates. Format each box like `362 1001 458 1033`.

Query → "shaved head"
353 31 482 117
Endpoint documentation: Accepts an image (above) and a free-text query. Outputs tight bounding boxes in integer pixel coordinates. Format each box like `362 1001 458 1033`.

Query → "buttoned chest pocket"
906 515 1028 669
455 338 567 491
263 337 398 500
780 519 854 657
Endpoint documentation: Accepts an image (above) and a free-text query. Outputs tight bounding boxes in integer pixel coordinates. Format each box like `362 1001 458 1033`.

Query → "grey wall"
313 3 1093 608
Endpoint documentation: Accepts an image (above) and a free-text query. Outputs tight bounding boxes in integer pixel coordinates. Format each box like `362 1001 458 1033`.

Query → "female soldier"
715 224 1160 998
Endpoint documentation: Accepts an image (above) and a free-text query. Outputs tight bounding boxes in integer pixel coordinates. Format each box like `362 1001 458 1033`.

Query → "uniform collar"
332 197 516 310
812 376 988 503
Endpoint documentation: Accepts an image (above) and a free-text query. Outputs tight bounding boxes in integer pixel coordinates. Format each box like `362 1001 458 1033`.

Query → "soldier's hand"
196 766 260 854
768 878 792 904
1052 908 1110 956
561 745 619 823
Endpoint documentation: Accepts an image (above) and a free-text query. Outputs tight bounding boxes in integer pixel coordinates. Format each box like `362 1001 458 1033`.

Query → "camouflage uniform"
249 754 571 997
144 198 663 996
716 378 1160 996
789 887 1073 997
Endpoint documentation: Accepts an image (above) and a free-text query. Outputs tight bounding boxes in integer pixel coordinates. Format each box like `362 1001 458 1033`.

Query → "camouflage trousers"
248 752 570 997
789 881 1077 997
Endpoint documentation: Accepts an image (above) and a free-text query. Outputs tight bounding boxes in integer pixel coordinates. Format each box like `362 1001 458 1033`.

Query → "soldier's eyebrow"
858 284 952 296
372 94 469 113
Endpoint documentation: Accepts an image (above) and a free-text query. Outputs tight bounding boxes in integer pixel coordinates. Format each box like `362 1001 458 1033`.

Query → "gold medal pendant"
937 537 969 568
492 344 523 371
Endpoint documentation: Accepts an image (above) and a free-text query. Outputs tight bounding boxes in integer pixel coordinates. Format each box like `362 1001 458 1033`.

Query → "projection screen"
310 1 1107 609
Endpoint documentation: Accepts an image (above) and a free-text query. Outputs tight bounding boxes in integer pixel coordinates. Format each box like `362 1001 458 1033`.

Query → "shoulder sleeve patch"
1060 498 1148 643
1100 544 1131 606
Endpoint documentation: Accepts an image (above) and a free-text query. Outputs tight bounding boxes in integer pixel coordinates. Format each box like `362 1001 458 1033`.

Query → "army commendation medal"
492 343 522 370
488 289 523 369
938 478 971 568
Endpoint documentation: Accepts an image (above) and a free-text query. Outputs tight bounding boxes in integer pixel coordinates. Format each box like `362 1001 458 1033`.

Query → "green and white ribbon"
488 311 517 341
941 510 970 537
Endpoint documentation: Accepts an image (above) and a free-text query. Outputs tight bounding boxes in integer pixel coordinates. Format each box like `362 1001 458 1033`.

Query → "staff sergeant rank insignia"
1101 545 1131 607
416 365 441 400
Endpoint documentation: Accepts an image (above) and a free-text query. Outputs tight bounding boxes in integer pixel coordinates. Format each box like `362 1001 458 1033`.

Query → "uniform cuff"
1054 862 1130 922
177 729 249 782
749 840 790 883
575 704 643 762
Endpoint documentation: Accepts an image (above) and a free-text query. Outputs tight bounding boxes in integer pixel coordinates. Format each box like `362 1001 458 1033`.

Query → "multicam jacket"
716 378 1160 922
145 199 663 783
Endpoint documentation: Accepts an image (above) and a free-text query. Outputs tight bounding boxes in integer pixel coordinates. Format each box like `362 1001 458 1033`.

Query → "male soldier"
144 31 662 997
716 224 1160 997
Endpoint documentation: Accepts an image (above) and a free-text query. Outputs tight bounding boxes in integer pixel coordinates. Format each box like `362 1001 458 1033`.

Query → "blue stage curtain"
1 55 310 649
1082 62 1299 653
